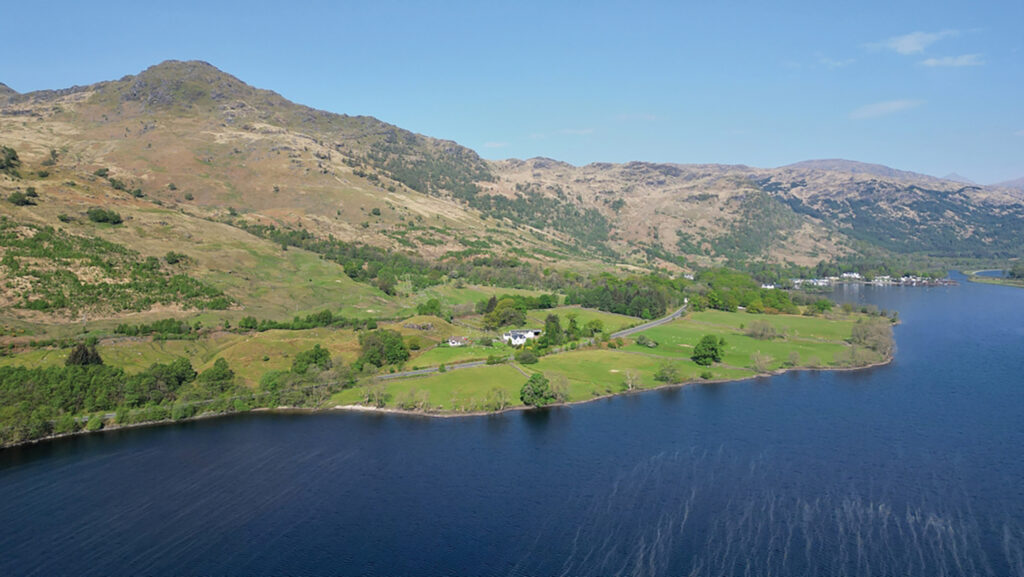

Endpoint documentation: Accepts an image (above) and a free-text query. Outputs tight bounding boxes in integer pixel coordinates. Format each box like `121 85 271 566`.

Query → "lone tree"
66 343 103 366
692 334 723 366
520 373 556 407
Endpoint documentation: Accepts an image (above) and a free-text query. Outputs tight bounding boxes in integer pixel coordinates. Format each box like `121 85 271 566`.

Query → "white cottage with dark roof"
501 329 541 346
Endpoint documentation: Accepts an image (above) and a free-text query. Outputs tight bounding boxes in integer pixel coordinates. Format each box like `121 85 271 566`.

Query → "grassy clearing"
411 342 512 367
525 306 641 333
414 284 548 308
687 310 856 341
330 364 525 412
621 310 882 371
0 327 363 387
530 349 754 401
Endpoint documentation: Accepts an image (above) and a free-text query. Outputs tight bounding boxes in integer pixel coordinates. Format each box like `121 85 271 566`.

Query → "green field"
529 349 755 400
620 311 864 371
525 306 641 333
413 284 549 309
0 327 363 387
411 342 512 367
330 364 526 412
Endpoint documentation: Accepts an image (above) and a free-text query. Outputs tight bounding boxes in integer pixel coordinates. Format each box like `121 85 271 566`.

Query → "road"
610 304 687 339
377 359 492 380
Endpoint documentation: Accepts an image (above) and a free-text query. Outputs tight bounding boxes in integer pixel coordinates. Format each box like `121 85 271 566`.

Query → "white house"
502 329 541 346
448 336 469 347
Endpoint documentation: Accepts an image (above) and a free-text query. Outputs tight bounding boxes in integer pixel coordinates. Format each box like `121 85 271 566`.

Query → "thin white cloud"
921 54 984 67
1015 130 1024 137
872 30 958 55
850 99 924 119
483 141 508 148
819 56 855 69
557 128 594 135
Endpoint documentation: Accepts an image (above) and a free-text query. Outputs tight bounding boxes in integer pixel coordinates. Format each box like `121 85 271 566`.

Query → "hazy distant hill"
943 172 976 185
781 159 947 183
995 176 1024 192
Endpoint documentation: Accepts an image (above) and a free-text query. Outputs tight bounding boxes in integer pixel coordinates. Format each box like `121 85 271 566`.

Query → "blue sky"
2 0 1021 183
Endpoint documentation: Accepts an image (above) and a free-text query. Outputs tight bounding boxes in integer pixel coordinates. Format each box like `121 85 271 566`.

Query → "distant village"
783 272 956 289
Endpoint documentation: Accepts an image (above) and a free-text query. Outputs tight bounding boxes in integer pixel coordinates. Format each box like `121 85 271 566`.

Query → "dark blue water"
2 275 1023 576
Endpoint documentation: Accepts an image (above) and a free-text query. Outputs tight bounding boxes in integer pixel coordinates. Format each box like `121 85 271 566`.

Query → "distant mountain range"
2 60 1023 323
995 176 1024 191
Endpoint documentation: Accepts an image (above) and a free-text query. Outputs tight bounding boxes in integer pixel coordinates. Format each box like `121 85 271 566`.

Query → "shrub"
635 334 658 348
786 351 800 367
654 362 681 383
86 207 123 224
184 192 194 200
751 351 773 373
1 146 22 177
164 251 187 265
745 321 777 340
7 192 34 206
514 349 538 364
93 168 109 177
172 403 195 420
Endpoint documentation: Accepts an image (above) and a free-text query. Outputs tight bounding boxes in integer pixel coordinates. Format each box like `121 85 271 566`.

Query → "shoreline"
2 354 894 449
964 271 1024 289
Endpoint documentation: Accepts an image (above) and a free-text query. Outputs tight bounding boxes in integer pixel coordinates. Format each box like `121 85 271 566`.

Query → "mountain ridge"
2 59 1022 310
